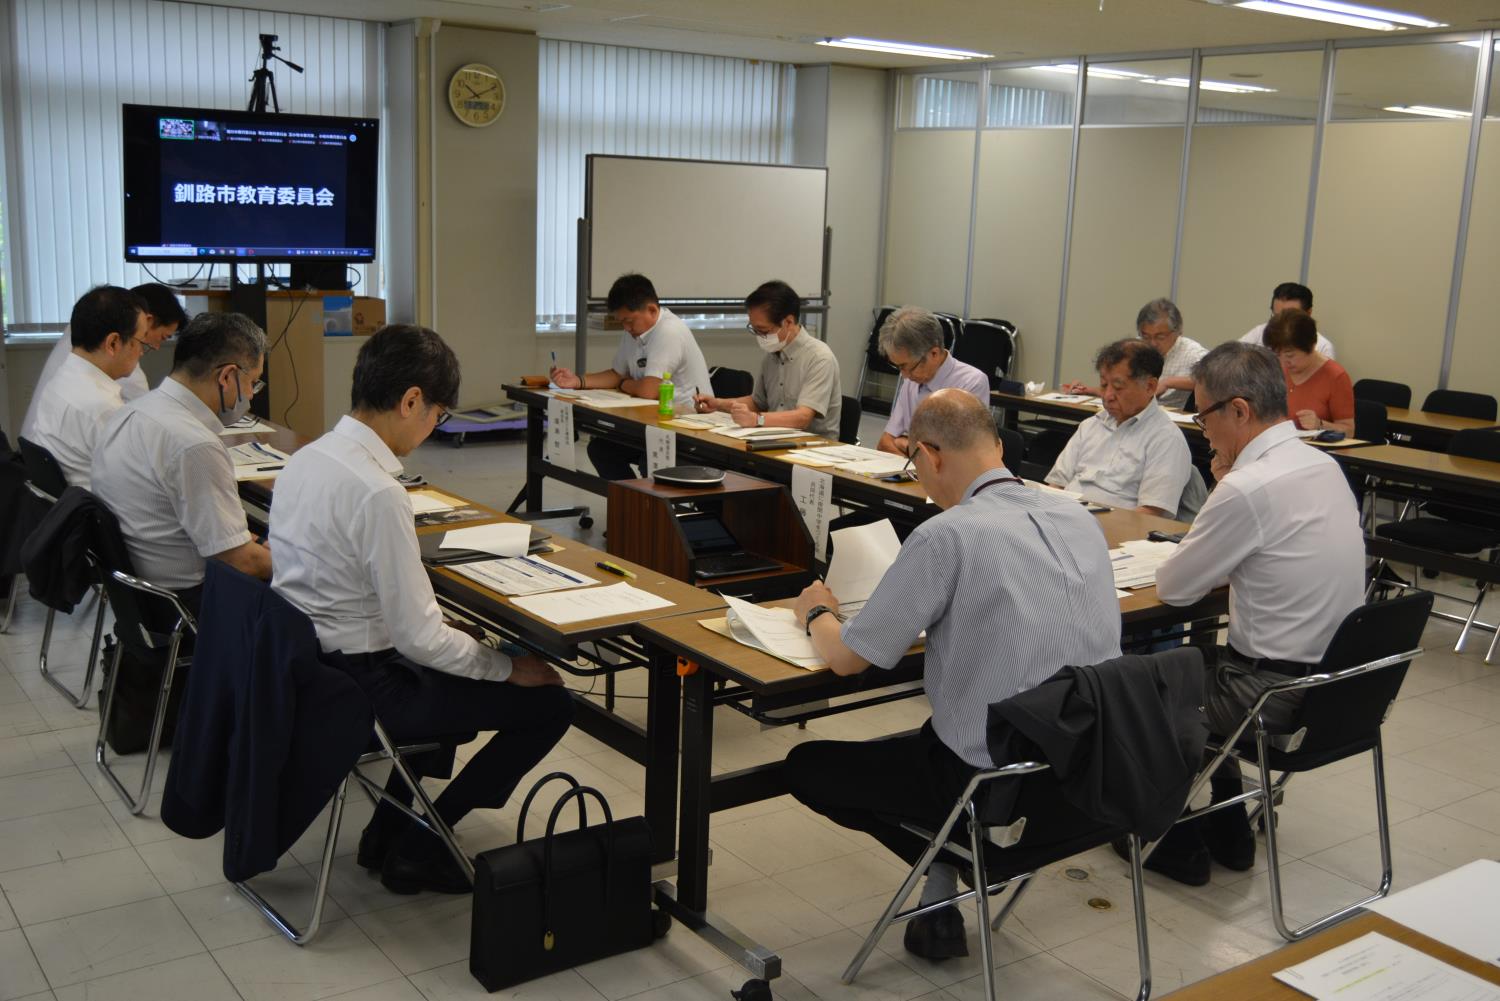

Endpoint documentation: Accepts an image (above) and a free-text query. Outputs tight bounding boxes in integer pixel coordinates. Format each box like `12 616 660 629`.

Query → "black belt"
1226 644 1318 678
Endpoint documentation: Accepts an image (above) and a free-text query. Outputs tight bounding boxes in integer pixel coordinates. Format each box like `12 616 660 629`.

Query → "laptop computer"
678 511 782 581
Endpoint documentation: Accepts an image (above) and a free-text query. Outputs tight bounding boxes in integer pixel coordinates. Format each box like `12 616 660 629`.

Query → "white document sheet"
826 519 902 613
1109 539 1180 590
794 444 889 465
232 463 283 481
1165 410 1200 426
723 595 824 669
227 442 292 466
1035 392 1095 403
1368 861 1500 967
778 450 842 468
838 455 911 478
790 465 833 562
645 425 677 475
1024 479 1085 503
218 418 276 436
450 556 597 597
664 412 737 430
708 425 814 441
1274 932 1500 1000
409 492 455 515
551 388 651 409
511 582 674 624
545 397 576 471
441 523 532 558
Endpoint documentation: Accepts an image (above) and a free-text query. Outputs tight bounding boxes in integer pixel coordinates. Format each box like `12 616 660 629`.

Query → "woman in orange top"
1264 308 1354 435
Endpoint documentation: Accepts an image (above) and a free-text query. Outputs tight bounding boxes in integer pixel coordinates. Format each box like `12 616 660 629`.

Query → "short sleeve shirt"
29 353 125 489
1286 359 1355 425
752 329 842 438
884 352 991 440
1044 398 1195 517
1157 335 1208 409
609 307 712 402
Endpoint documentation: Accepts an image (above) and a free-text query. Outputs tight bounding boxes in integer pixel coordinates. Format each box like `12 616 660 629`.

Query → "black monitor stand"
228 263 271 419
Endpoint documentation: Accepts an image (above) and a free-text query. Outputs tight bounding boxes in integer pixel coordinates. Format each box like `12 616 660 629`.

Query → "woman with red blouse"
1264 308 1354 435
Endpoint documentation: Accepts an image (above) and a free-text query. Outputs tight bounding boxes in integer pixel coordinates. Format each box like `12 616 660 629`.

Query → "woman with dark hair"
1264 308 1354 436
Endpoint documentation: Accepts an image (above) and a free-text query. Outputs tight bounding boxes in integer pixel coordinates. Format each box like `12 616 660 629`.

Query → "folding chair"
1166 592 1432 941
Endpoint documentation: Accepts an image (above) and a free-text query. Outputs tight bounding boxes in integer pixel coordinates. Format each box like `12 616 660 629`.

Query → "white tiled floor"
1 426 1497 1001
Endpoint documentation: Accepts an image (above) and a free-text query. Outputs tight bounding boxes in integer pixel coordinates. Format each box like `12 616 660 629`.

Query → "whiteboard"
586 155 828 302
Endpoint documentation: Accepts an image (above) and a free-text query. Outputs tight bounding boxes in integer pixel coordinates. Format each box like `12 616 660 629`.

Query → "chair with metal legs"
1164 592 1432 942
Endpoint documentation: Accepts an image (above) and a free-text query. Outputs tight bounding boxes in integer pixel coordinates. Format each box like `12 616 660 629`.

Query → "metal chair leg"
40 590 109 708
371 720 475 883
1455 583 1487 654
968 802 998 1001
1127 835 1153 1001
235 776 348 945
95 634 185 815
0 575 19 633
989 875 1031 931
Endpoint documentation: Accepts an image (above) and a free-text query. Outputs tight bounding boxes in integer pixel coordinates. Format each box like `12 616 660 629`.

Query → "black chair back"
838 396 862 445
1422 389 1497 422
18 437 67 500
1269 591 1433 772
1353 379 1411 410
1353 398 1387 444
1449 428 1500 463
955 319 1017 391
997 426 1024 476
863 306 900 376
708 366 753 399
87 494 191 654
933 313 963 351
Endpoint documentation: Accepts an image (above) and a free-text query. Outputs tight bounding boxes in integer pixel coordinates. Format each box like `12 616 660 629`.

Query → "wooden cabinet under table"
605 470 814 595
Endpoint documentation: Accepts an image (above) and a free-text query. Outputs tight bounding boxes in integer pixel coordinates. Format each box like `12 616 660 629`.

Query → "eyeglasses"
895 350 937 378
746 323 778 337
250 379 265 396
432 405 452 428
1191 398 1235 429
902 439 941 475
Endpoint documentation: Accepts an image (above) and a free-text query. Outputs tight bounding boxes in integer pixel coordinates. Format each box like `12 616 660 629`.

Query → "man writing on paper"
874 306 989 457
693 280 842 439
1141 342 1363 886
549 273 712 480
272 325 572 895
1045 339 1205 520
784 390 1121 961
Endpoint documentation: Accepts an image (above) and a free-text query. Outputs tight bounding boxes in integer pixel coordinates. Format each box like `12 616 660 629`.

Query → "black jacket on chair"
20 486 113 614
987 648 1209 842
162 561 372 882
0 433 40 579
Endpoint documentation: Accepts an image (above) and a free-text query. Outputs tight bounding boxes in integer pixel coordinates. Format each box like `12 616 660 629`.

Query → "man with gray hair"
785 389 1121 960
93 311 272 594
1141 342 1364 886
1063 297 1206 410
874 306 990 457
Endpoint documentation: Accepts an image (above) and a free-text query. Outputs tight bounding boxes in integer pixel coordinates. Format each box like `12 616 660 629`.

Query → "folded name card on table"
1274 931 1500 1000
511 582 673 624
440 523 531 558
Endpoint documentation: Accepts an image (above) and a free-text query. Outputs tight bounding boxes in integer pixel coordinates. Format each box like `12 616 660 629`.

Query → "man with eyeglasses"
1062 298 1205 410
1138 342 1363 887
784 389 1120 961
26 285 149 489
693 279 842 439
271 325 571 895
874 306 989 457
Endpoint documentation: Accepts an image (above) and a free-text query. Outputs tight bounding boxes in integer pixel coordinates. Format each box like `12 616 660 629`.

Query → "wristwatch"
804 604 835 635
757 413 765 428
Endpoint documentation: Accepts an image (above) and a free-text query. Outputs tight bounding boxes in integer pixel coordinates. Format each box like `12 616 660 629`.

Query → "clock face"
448 63 505 127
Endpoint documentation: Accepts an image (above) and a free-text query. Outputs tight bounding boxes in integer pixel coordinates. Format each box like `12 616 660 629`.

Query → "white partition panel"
882 130 977 316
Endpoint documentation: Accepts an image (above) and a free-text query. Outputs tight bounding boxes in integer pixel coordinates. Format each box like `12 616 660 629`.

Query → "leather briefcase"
470 773 656 991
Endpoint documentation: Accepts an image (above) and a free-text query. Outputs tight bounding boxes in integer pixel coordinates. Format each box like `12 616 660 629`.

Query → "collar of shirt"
777 326 810 363
1231 419 1300 473
919 351 957 394
159 376 223 435
61 352 124 402
1095 396 1159 433
958 466 1017 504
332 414 404 475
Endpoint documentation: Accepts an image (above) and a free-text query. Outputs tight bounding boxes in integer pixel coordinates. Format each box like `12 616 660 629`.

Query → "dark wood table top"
1385 406 1498 434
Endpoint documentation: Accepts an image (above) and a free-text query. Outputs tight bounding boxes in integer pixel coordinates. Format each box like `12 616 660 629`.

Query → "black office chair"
855 306 901 415
934 312 963 351
1353 379 1411 410
955 319 1018 392
0 433 25 635
17 437 110 708
996 425 1024 477
1353 398 1388 444
708 366 753 400
1168 592 1431 941
838 395 862 445
1411 390 1498 452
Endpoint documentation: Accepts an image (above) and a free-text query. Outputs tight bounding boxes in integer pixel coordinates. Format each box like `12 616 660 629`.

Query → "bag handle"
515 771 586 843
540 785 615 953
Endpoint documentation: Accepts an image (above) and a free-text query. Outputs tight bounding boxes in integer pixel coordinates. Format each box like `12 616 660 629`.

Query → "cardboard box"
321 296 385 337
353 297 385 336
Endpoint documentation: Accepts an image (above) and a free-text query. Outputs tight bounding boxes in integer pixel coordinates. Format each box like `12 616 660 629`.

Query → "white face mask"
755 331 784 354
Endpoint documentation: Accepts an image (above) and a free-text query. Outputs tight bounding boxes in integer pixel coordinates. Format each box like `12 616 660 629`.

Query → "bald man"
785 389 1122 963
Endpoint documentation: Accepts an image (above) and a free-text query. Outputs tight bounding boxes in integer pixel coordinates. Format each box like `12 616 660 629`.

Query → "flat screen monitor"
122 103 379 263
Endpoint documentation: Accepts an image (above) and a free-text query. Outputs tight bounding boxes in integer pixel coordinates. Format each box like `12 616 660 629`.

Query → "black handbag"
470 772 656 992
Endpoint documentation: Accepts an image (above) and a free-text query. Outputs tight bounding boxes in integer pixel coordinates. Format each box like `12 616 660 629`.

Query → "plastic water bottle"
658 371 675 416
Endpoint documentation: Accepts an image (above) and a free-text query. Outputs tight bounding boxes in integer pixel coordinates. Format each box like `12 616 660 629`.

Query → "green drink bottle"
658 371 675 416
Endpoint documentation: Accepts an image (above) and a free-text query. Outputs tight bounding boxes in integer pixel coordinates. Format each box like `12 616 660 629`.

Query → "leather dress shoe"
903 905 969 961
380 843 473 895
1205 810 1257 872
356 823 393 872
1112 837 1210 887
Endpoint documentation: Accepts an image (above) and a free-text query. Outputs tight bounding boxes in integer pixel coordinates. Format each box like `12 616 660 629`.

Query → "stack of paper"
228 442 291 466
409 492 456 516
1274 931 1500 999
1164 410 1200 426
550 388 651 408
511 582 674 624
838 455 912 478
450 556 596 597
826 520 902 615
1109 540 1180 590
440 523 531 558
664 412 737 430
1368 860 1500 967
722 595 824 669
791 444 890 466
708 425 814 442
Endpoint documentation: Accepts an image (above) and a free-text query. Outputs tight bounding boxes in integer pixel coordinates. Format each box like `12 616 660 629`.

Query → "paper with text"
791 465 833 562
441 523 532 558
723 595 824 669
450 556 597 597
709 425 814 441
1369 861 1500 967
545 397 576 471
1273 931 1500 1000
645 425 677 476
838 455 911 478
826 519 902 613
218 418 275 436
228 442 292 466
511 582 674 625
550 388 650 409
409 492 456 515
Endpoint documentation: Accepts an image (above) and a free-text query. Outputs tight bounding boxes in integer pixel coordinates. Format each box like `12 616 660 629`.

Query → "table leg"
524 404 545 512
677 663 714 913
645 648 681 867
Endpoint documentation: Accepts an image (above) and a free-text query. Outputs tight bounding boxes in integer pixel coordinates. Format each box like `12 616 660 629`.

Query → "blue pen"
251 441 279 459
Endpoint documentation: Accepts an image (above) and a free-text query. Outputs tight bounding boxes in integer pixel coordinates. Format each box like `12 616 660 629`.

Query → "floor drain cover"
1064 867 1090 881
1087 897 1113 911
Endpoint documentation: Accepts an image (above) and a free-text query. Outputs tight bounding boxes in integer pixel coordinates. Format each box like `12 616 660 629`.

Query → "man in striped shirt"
786 389 1121 962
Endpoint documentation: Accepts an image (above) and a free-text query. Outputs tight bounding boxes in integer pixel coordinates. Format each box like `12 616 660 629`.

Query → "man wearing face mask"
692 280 842 439
92 311 272 600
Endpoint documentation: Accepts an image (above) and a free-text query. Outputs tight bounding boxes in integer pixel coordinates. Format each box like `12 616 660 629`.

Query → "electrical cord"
268 289 310 424
140 262 205 288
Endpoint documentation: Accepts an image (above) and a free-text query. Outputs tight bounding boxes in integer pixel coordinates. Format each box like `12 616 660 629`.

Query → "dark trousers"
586 436 645 481
786 720 982 870
333 650 574 838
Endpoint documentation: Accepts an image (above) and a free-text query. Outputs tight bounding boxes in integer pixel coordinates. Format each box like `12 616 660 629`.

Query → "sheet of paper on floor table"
1368 860 1500 967
511 582 673 624
440 523 531 558
1273 931 1500 1000
826 519 901 613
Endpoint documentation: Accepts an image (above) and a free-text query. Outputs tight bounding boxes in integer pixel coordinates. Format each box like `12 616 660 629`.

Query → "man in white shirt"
550 273 713 479
1239 282 1335 358
23 283 189 437
1063 298 1206 410
272 325 571 895
874 306 990 456
92 312 272 595
693 280 843 439
27 286 149 488
1046 340 1204 520
1145 342 1364 885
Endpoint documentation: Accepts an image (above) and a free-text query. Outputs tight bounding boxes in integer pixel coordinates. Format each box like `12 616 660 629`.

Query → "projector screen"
586 155 828 301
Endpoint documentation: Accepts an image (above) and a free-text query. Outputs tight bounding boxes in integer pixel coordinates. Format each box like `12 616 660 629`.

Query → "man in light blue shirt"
875 306 990 457
785 389 1121 962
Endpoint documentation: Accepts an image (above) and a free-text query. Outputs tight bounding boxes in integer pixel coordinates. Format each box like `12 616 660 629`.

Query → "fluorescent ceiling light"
1031 64 1275 93
1383 104 1471 118
1229 0 1446 31
816 37 992 60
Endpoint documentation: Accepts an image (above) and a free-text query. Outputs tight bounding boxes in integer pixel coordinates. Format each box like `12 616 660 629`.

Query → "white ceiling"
205 0 1500 68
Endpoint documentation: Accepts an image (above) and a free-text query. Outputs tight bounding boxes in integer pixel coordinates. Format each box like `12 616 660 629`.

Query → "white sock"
919 862 959 906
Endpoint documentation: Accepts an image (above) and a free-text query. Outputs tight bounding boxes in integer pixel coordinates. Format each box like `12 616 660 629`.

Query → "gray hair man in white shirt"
271 324 571 896
1141 342 1364 887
